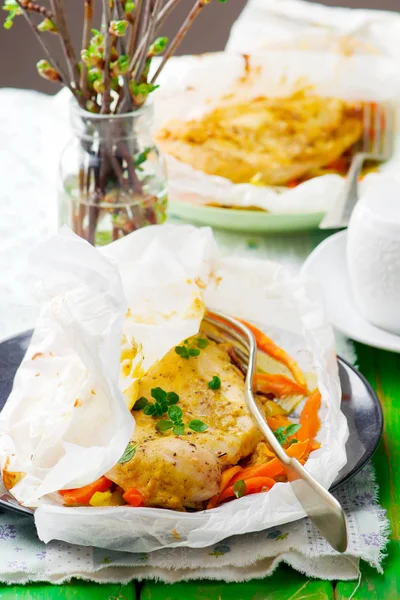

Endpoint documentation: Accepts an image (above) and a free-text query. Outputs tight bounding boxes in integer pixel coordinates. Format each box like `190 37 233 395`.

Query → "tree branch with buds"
2 0 228 245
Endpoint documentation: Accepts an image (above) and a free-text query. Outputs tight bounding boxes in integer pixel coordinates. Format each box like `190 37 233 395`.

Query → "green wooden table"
1 230 398 600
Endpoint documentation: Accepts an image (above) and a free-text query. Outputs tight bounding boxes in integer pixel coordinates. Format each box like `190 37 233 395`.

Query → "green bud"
81 49 90 64
111 46 119 61
3 0 20 12
110 77 120 91
81 48 103 67
125 0 135 13
110 54 129 77
89 29 104 50
118 54 129 72
37 17 57 33
2 0 21 29
86 99 100 113
93 77 106 93
88 66 102 85
109 19 128 37
149 36 168 56
36 59 61 82
130 80 159 104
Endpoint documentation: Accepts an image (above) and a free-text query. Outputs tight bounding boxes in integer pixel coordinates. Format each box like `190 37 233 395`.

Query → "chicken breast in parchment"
107 337 262 510
155 90 363 186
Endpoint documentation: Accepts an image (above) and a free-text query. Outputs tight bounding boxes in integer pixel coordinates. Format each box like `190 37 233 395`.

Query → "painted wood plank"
371 348 400 536
335 345 400 599
0 582 136 600
141 566 334 600
335 541 400 600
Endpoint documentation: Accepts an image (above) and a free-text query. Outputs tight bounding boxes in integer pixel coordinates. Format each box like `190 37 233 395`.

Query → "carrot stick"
219 466 243 493
310 440 321 451
256 373 308 398
287 179 300 188
238 319 306 386
123 487 145 507
229 439 309 485
215 476 276 506
59 476 112 505
267 415 292 430
298 389 321 443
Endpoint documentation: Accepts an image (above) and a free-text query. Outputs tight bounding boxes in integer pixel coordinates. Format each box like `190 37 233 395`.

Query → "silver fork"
204 310 348 553
319 102 394 229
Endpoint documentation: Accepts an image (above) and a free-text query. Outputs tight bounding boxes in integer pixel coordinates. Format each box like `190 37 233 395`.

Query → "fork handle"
340 153 366 225
319 153 366 229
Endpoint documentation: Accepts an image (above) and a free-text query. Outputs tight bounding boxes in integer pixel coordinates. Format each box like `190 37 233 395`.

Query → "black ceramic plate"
0 331 383 516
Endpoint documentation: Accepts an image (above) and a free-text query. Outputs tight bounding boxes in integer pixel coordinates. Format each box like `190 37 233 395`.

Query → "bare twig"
115 0 126 25
134 0 163 81
151 0 208 84
50 0 81 90
113 0 133 111
80 0 94 99
15 0 78 98
20 1 54 21
128 0 151 72
101 0 113 113
126 0 142 59
155 0 184 32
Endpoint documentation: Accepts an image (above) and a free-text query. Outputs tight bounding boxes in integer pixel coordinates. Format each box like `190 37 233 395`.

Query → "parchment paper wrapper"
0 224 348 552
152 50 400 214
226 0 400 59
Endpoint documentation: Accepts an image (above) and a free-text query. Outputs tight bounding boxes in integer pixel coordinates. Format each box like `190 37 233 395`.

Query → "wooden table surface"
1 234 398 600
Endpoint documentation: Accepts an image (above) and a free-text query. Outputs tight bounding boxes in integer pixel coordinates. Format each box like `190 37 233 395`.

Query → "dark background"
1 0 399 93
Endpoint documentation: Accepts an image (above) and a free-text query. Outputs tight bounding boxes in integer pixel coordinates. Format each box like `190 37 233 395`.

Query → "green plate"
168 199 324 232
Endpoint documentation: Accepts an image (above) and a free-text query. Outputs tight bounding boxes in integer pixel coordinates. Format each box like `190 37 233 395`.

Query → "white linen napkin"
0 464 388 583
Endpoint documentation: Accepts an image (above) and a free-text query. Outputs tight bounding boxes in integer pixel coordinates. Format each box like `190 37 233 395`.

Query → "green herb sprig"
274 424 301 446
118 442 137 464
233 480 246 498
208 375 221 390
156 407 208 435
133 385 208 435
175 337 209 360
132 387 179 417
156 405 185 435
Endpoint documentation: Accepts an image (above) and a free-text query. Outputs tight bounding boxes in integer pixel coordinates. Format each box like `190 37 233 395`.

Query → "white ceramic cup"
347 177 400 335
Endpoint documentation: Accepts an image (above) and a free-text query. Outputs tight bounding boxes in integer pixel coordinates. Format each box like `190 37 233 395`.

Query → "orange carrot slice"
216 476 276 506
298 389 321 443
310 440 322 451
123 488 145 507
229 439 309 484
219 466 243 493
267 415 292 430
238 319 306 386
256 373 308 398
59 476 112 506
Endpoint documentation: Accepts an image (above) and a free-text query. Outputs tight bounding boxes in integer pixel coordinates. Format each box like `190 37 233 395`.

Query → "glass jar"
59 100 168 246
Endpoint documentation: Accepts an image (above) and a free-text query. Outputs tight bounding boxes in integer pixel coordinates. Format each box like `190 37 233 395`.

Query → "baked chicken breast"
155 90 363 186
107 336 262 510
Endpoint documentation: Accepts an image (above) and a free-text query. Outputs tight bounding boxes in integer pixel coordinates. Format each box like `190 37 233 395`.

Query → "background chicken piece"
107 337 262 510
155 90 363 186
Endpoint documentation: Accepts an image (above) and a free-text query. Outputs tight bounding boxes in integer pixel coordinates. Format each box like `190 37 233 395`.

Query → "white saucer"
301 231 400 353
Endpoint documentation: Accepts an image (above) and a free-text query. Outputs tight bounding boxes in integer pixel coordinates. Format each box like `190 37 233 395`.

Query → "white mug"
347 177 400 335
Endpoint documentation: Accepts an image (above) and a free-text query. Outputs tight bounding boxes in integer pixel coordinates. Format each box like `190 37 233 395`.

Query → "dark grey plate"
0 331 383 516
